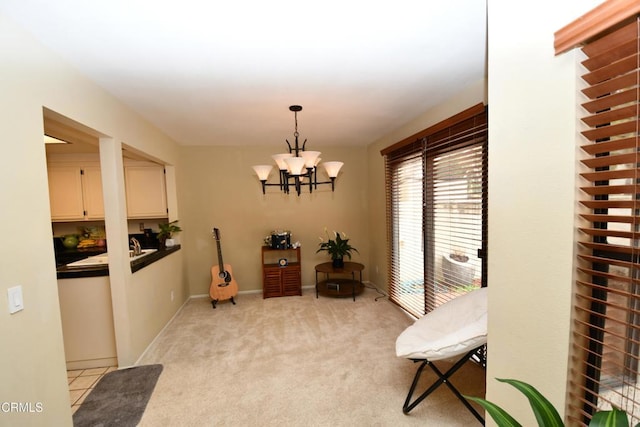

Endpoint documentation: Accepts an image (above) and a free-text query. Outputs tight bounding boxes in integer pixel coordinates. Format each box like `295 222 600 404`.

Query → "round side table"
315 261 364 301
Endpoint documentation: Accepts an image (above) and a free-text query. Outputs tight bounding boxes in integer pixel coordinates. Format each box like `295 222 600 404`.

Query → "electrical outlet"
139 222 145 231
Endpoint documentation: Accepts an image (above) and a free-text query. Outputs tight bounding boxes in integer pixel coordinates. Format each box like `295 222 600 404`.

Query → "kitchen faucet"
130 237 142 256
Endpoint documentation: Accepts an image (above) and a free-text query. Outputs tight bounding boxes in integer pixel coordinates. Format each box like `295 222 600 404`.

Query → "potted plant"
450 249 469 263
317 229 358 268
466 378 637 427
157 220 182 249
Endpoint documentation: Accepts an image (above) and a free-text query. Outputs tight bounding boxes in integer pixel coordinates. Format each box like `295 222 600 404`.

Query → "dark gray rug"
73 364 163 427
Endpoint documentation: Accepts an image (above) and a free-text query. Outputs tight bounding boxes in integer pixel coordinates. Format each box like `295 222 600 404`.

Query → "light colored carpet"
138 287 485 426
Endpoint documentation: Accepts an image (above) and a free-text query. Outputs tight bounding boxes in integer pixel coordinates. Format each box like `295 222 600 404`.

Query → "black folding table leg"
402 347 485 425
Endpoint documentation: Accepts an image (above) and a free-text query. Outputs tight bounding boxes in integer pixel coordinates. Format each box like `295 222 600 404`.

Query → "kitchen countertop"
56 245 181 279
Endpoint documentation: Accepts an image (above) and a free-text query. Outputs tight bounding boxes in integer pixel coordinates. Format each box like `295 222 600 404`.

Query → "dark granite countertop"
56 245 180 279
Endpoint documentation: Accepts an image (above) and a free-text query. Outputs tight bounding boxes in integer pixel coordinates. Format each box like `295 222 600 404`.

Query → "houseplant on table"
317 228 358 268
157 220 182 249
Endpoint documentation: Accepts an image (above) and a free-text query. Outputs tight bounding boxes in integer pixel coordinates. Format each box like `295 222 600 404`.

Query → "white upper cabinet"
80 165 105 220
48 162 104 221
124 162 168 219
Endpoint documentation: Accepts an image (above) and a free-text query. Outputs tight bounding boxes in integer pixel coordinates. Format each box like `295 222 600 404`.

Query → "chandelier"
252 105 343 196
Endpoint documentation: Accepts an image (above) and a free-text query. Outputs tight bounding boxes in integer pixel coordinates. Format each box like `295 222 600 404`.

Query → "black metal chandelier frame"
255 105 342 196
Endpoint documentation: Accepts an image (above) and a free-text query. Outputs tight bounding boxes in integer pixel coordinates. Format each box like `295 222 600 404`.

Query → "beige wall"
0 12 186 426
486 0 600 424
177 144 369 295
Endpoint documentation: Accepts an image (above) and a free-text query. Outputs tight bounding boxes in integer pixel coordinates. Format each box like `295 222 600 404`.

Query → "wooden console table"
262 247 301 298
315 261 364 301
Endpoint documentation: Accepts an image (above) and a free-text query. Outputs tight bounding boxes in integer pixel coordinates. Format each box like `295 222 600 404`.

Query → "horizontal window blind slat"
575 296 640 321
582 38 638 71
578 254 635 269
581 89 637 115
575 301 640 324
580 137 636 155
579 214 640 225
580 151 637 168
581 53 639 85
582 71 639 100
579 241 639 255
578 227 640 239
579 184 639 195
576 268 636 286
580 200 636 209
580 120 639 142
576 279 639 297
580 169 636 182
581 103 638 127
573 317 640 349
581 20 639 61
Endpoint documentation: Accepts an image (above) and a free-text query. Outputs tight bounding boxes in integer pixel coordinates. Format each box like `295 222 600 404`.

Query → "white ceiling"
1 0 487 148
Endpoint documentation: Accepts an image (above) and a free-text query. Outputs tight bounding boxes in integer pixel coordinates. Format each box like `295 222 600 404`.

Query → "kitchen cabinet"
261 247 302 298
124 162 168 218
47 163 104 221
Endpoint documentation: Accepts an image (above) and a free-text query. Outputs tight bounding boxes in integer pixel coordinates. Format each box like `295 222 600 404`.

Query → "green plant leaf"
589 409 629 427
465 396 522 427
497 379 563 427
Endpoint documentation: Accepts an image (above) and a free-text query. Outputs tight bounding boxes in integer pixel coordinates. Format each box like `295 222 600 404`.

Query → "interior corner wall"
486 0 601 424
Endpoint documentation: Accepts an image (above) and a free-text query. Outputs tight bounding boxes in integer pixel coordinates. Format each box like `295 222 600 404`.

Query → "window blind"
569 17 640 426
385 142 425 318
425 120 487 312
383 106 487 318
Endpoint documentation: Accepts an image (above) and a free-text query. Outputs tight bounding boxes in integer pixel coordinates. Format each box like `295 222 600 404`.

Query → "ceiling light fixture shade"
252 105 344 195
284 157 306 175
323 161 344 191
322 161 344 178
300 150 321 168
252 165 273 181
272 153 293 170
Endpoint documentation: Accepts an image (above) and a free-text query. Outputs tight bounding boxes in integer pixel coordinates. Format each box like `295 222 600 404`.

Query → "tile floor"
67 366 117 414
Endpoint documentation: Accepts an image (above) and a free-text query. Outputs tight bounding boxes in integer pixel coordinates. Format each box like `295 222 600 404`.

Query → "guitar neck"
216 239 225 270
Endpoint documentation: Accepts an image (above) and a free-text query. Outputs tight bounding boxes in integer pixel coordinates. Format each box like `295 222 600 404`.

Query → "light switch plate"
8 285 24 314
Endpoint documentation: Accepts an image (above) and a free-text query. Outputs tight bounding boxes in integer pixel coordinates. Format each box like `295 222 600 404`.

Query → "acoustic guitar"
209 228 238 309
